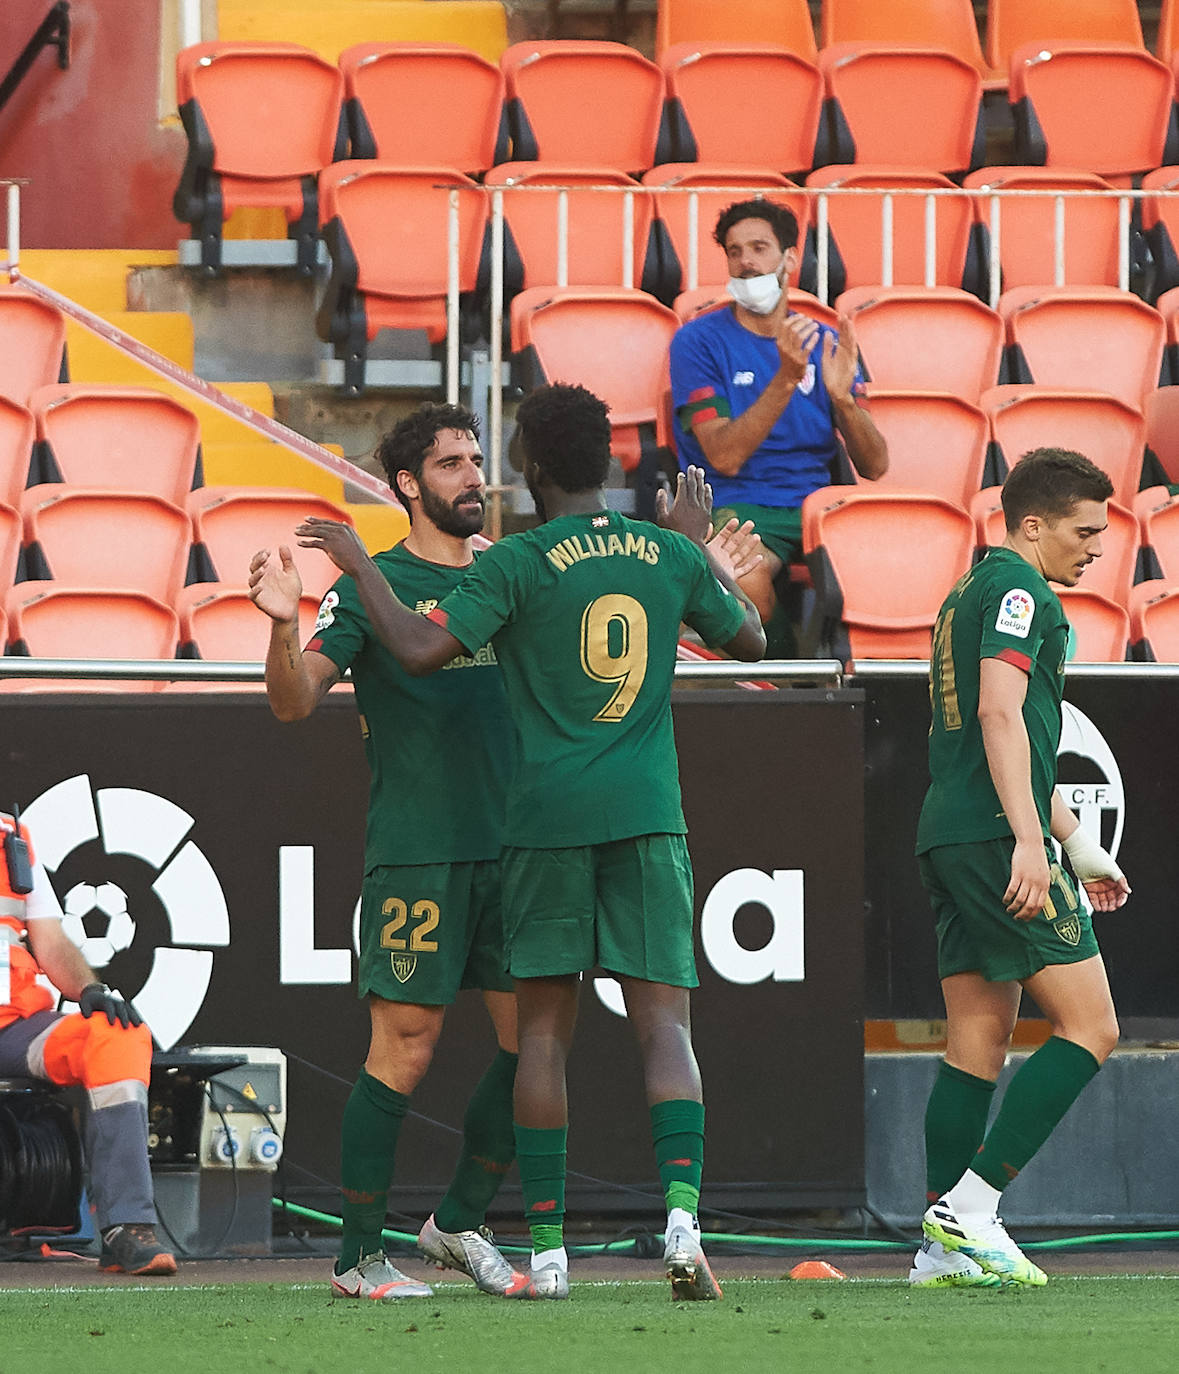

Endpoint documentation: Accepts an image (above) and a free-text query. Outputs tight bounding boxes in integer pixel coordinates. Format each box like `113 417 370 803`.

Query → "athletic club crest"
390 953 417 983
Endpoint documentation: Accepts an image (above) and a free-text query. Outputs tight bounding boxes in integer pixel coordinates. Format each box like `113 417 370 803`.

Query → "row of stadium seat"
173 36 1179 271
801 485 1179 663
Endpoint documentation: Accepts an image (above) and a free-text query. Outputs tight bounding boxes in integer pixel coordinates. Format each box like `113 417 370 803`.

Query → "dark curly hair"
713 199 799 252
374 402 481 512
1002 447 1114 530
514 383 611 493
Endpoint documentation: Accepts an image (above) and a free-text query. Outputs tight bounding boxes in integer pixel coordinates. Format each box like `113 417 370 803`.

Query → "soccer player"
293 382 765 1302
913 447 1130 1288
249 403 523 1301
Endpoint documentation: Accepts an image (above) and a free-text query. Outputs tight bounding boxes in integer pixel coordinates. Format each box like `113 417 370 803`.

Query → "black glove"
79 983 143 1029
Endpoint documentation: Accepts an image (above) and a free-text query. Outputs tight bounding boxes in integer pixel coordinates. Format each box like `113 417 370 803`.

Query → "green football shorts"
499 833 698 986
919 837 1100 983
712 503 803 568
358 859 512 1005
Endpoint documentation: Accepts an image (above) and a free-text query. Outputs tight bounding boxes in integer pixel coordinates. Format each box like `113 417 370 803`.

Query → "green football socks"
651 1098 705 1217
434 1049 518 1234
337 1068 408 1272
515 1123 568 1254
924 1060 996 1201
971 1035 1100 1192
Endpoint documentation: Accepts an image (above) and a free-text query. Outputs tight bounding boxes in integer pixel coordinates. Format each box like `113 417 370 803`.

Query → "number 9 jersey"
429 510 746 850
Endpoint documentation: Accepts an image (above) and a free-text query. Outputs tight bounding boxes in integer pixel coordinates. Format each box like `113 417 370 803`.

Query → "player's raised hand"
295 517 372 578
822 314 861 402
656 466 714 546
707 517 762 582
248 545 303 623
776 312 819 385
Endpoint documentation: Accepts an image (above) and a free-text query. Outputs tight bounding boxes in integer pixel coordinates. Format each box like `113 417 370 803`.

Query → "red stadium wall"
0 0 183 248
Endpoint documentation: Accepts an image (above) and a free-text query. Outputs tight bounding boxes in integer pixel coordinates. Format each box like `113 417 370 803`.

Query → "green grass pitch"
4 1276 1179 1374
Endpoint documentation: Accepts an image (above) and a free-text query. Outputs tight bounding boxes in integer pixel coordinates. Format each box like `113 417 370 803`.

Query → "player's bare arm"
1050 790 1132 914
978 656 1049 921
294 517 465 676
249 545 340 720
825 315 888 481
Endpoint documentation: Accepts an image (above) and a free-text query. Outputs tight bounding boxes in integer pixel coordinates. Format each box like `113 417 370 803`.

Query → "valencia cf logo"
390 953 417 983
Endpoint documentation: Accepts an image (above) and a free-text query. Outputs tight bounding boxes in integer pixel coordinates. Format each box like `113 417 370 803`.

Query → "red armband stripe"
687 385 717 403
306 637 324 653
426 607 450 630
994 647 1032 674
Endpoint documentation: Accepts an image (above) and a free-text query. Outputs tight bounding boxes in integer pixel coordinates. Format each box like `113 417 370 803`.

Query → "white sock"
666 1207 698 1239
532 1246 568 1271
946 1169 1003 1218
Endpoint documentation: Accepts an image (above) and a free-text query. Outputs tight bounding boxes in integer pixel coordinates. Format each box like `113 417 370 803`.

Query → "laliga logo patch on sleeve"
315 590 339 631
995 589 1035 638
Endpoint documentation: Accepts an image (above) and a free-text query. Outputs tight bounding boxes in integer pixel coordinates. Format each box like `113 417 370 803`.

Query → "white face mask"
726 270 783 315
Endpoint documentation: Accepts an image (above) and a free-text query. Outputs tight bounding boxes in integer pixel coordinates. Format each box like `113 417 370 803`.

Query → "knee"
1087 1015 1121 1065
367 1025 437 1092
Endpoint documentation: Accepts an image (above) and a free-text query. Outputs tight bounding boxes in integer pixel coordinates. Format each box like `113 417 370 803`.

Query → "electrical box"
194 1046 287 1171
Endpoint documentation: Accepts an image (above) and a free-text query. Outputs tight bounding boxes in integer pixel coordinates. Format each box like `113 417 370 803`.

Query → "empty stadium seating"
835 286 1003 400
173 42 348 272
1008 43 1177 180
659 43 824 173
1129 580 1179 661
980 385 1146 505
339 42 509 173
316 163 487 392
1056 586 1131 662
642 166 807 302
802 487 975 659
0 290 67 407
1136 487 1179 582
20 488 193 605
821 0 991 82
1159 0 1179 62
1145 387 1179 485
999 288 1166 411
804 167 974 298
1142 168 1179 300
656 0 818 61
861 389 988 508
985 0 1145 76
963 168 1126 292
817 45 984 173
176 584 323 663
0 504 20 595
500 41 668 172
0 397 34 509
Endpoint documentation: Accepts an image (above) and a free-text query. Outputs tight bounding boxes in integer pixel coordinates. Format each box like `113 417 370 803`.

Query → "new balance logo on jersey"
732 371 755 385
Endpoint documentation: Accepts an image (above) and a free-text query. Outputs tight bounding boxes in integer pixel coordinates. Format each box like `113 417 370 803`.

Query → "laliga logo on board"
22 775 230 1050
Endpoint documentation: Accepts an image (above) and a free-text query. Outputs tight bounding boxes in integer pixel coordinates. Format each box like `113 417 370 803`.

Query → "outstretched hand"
655 466 714 546
706 517 762 583
294 517 373 578
248 545 303 623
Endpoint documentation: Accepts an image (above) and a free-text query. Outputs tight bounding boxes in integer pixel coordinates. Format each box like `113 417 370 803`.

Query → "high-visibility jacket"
0 812 55 1030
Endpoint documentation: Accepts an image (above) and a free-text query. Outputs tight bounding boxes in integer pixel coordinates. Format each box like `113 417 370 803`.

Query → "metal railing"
0 2 70 118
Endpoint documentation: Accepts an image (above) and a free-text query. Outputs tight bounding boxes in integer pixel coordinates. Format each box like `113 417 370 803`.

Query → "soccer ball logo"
61 882 136 970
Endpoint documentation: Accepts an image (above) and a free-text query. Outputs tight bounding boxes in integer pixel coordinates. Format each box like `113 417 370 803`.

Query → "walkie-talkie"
4 803 34 895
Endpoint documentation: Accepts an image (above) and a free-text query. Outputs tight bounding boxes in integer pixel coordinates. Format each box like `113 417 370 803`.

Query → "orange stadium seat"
1136 486 1179 582
1129 580 1179 661
671 287 837 327
0 397 34 508
656 0 818 61
339 43 509 173
511 286 679 493
1007 43 1177 180
1157 288 1179 381
1066 500 1139 606
802 488 975 659
20 489 193 605
999 288 1166 411
1145 387 1179 485
26 385 201 504
0 504 20 596
0 290 66 407
659 43 823 174
821 0 991 82
861 389 988 507
969 484 1005 550
2 585 180 692
500 41 667 173
1160 0 1179 61
174 585 325 691
316 163 487 392
173 42 348 273
963 168 1126 293
980 385 1146 506
835 286 1002 400
816 45 984 174
985 0 1144 76
188 488 354 600
642 166 807 302
483 164 657 300
1142 169 1179 301
1056 586 1131 662
803 166 974 299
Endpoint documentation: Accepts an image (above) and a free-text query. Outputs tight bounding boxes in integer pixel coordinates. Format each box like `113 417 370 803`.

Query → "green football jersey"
431 511 747 849
916 546 1070 853
308 544 514 870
